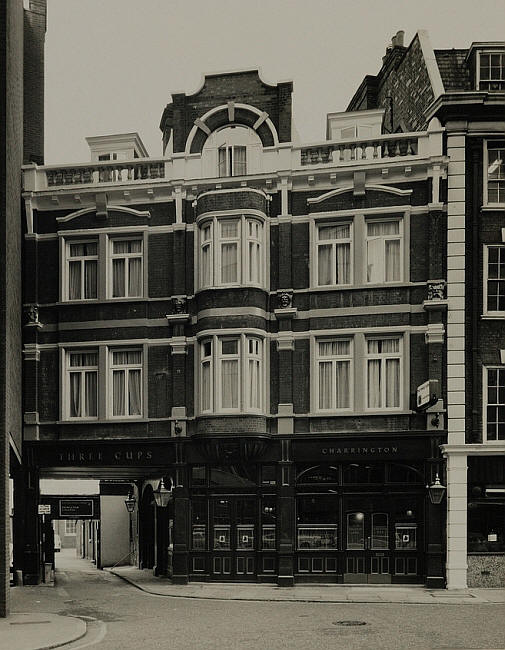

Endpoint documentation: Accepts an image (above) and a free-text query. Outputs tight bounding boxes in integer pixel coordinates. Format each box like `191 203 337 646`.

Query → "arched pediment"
307 184 413 206
56 205 151 223
186 102 279 154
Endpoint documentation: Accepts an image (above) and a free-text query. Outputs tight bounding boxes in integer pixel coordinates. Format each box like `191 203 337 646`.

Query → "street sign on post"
38 504 51 515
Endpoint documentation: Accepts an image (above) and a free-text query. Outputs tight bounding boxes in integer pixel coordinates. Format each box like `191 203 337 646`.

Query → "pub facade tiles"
21 47 451 585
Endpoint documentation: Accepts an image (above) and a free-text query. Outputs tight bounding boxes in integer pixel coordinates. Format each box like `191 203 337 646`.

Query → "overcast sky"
44 0 505 164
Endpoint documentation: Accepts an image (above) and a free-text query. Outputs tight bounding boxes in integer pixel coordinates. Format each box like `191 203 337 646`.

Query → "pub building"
19 65 449 587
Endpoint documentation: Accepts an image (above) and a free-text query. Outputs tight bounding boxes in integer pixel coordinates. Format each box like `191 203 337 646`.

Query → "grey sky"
44 0 505 164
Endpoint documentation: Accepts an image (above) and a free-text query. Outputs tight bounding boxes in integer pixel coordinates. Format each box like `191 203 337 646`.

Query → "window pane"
221 243 237 283
319 361 332 409
84 371 97 417
221 360 239 408
70 352 98 367
336 243 350 284
68 261 81 300
367 221 399 236
128 257 142 296
222 340 238 355
385 239 401 281
347 513 365 549
385 358 400 407
248 359 261 409
218 147 227 177
318 224 350 240
84 260 97 299
233 146 246 176
202 360 211 411
368 359 381 408
128 369 142 415
113 370 125 416
69 373 81 417
367 237 383 282
221 221 238 238
335 360 350 408
318 244 332 285
112 259 125 297
319 340 350 356
201 244 212 286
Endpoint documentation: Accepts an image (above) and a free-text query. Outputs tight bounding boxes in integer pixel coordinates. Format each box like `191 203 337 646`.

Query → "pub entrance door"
344 496 392 584
210 496 257 580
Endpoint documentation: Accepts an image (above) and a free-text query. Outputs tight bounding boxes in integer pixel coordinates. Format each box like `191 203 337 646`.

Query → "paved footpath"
108 565 505 605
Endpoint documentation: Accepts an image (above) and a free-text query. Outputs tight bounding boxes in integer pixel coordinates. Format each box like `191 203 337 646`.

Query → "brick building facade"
0 0 46 616
349 30 505 588
19 62 451 587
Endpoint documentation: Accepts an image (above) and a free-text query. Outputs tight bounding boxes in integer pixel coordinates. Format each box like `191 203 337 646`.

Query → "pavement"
108 565 505 605
3 563 505 650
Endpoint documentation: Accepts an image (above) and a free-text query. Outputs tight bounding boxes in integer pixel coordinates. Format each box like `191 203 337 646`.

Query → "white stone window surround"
201 124 262 178
483 244 505 316
476 50 505 91
309 209 409 290
108 236 144 299
60 343 147 422
483 365 505 443
64 349 99 421
314 337 354 413
483 139 505 207
59 227 148 303
310 331 408 415
197 332 266 415
196 212 267 291
108 348 143 419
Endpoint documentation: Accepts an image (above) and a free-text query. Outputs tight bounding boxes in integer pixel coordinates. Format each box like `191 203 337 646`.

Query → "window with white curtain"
198 216 264 289
67 350 98 418
200 334 263 413
110 349 142 417
110 238 143 298
317 224 352 286
478 52 505 91
366 337 401 409
218 145 247 177
64 520 77 535
317 339 352 410
67 241 98 300
366 220 402 283
485 141 505 205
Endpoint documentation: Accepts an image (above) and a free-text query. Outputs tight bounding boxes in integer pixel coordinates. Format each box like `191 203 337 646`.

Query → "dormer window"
98 153 118 161
478 51 505 90
218 145 246 177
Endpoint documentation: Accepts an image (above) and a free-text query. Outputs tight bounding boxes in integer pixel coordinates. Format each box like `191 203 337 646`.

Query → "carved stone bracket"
274 291 297 321
424 280 448 311
24 305 43 329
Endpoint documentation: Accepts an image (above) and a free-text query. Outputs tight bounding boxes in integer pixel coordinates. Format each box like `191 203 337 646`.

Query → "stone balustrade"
300 133 419 166
44 159 166 188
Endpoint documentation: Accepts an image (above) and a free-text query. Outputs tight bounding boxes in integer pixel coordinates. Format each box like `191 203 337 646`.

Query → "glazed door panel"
344 506 391 584
210 497 256 580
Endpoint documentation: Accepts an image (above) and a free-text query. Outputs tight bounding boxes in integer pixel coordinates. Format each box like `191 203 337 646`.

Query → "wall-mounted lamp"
153 478 172 508
124 490 136 513
428 474 446 505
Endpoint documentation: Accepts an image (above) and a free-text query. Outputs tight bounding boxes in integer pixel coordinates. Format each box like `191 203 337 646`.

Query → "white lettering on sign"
38 504 51 514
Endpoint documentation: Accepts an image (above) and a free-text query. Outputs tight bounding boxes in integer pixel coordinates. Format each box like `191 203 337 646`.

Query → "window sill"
197 284 266 292
306 410 412 417
58 417 147 424
481 313 505 319
58 297 146 306
308 282 421 293
481 205 505 212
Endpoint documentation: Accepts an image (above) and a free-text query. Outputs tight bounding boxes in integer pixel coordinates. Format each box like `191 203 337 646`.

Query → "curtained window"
67 351 98 418
200 335 263 414
366 338 401 409
67 241 98 300
199 216 264 288
317 224 352 286
479 53 505 91
218 145 247 177
485 142 505 205
111 238 143 298
110 349 142 417
366 220 402 283
317 339 352 410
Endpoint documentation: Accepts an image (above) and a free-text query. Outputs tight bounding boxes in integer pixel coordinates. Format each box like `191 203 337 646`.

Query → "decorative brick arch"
185 103 279 155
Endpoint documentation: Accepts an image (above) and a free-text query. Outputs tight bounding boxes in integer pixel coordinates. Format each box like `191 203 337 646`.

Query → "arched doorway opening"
139 485 155 569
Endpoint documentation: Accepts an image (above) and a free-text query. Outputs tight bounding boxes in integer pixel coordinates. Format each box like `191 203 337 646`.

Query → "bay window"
198 216 264 289
66 241 98 300
485 141 505 205
200 334 264 413
316 339 352 410
110 238 143 298
366 219 402 283
110 349 142 417
366 337 401 409
316 223 352 286
66 350 98 419
485 367 505 442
